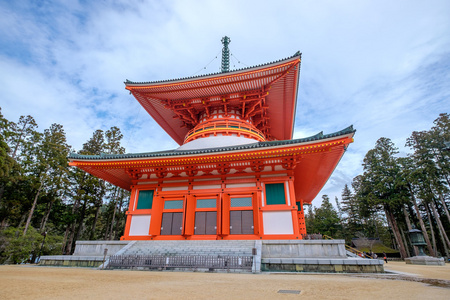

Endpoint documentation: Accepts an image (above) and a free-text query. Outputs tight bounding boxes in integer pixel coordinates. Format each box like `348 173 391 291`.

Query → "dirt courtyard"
0 262 449 299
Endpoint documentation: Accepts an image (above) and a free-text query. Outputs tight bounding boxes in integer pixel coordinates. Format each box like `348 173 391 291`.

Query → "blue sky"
1 0 449 206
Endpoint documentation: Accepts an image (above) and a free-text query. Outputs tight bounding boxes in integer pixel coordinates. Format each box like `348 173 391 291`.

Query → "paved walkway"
0 262 449 299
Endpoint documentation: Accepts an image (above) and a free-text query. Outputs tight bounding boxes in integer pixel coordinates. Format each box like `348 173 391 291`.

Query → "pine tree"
312 195 342 238
361 138 408 259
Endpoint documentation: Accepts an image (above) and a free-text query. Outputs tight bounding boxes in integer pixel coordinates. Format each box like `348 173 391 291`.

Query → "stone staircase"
123 240 256 256
105 240 259 272
346 250 362 258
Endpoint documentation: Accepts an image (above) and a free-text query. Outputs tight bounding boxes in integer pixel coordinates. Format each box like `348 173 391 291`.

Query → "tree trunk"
65 223 76 254
108 201 118 240
384 205 408 259
430 200 450 254
17 213 27 228
424 202 438 255
0 184 5 207
65 175 85 254
410 191 435 255
90 204 100 240
11 118 29 160
400 226 411 257
0 217 8 229
39 199 54 232
65 195 82 254
114 194 125 240
106 187 119 240
402 205 418 256
438 192 450 225
74 199 87 248
62 226 70 254
23 179 43 236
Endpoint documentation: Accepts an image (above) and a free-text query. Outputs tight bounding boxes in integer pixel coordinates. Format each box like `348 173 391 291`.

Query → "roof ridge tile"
124 53 302 85
68 125 355 161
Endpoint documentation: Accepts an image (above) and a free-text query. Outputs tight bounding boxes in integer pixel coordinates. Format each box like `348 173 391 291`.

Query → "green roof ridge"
68 125 355 161
124 52 302 86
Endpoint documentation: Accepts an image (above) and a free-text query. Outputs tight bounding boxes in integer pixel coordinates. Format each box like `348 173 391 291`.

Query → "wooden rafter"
244 99 262 119
263 63 298 91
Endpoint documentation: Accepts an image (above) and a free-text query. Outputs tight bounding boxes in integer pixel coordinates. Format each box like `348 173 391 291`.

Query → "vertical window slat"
137 190 154 209
265 183 286 205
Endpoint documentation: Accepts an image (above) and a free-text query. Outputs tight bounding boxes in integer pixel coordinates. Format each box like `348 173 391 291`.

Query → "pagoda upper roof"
124 53 302 145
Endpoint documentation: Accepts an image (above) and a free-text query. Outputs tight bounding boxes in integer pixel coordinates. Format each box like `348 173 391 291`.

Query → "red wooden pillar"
252 192 260 236
297 198 307 237
149 196 164 236
221 194 230 236
288 180 301 237
184 195 196 236
121 187 137 240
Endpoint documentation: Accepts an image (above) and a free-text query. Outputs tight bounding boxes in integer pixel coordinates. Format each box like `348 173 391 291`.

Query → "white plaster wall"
163 180 189 183
177 136 258 150
226 183 256 188
274 165 284 171
161 186 188 191
192 184 221 190
193 178 221 181
261 173 288 177
263 211 294 235
129 215 151 236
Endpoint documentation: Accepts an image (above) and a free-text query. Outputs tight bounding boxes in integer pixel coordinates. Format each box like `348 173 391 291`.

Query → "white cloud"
1 0 449 207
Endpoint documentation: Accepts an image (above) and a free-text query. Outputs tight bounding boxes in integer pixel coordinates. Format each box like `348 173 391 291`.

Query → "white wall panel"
192 184 221 190
226 183 256 188
129 215 151 236
161 186 188 191
263 211 293 235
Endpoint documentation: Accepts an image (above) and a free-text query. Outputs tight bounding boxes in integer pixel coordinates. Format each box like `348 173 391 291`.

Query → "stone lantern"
409 227 426 256
405 226 445 265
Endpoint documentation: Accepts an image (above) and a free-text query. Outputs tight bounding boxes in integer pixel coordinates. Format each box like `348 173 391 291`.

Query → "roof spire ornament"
221 36 231 73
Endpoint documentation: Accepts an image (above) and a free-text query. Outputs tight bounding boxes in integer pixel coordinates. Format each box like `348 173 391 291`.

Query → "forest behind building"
0 108 449 263
0 108 129 263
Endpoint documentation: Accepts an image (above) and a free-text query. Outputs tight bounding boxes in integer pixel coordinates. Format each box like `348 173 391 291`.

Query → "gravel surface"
0 262 449 299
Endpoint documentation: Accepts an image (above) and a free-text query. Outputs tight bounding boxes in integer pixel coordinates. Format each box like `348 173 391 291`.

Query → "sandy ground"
0 262 449 299
384 261 450 280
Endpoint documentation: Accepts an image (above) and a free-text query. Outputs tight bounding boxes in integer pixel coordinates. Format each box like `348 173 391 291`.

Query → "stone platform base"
405 256 445 266
261 240 384 273
39 240 132 268
261 258 384 273
39 239 385 273
39 256 105 267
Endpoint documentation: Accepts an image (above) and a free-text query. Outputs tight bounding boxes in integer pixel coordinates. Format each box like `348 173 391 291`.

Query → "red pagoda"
69 37 355 241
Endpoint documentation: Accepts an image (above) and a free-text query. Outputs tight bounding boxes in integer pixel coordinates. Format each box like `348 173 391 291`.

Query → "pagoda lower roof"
69 126 354 161
69 126 355 204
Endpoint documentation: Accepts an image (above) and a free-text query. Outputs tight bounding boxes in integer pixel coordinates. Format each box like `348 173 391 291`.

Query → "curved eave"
69 126 355 194
293 144 347 204
125 55 301 145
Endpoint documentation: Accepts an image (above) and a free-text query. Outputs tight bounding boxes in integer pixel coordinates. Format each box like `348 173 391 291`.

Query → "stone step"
122 240 256 257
